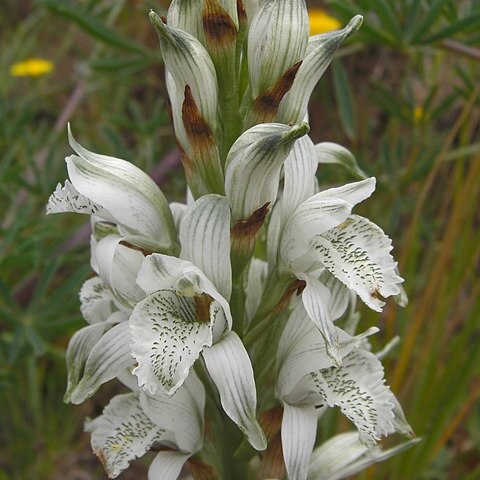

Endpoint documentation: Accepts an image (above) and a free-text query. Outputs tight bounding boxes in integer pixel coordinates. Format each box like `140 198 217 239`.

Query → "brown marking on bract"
176 140 194 176
260 407 283 440
257 408 286 480
119 241 151 256
182 85 215 149
237 0 247 24
272 279 306 315
252 61 302 119
195 294 213 324
203 0 237 45
231 202 270 238
371 288 384 301
189 457 219 480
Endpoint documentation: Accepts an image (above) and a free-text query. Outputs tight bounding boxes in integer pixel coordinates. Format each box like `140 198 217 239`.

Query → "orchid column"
47 1 418 479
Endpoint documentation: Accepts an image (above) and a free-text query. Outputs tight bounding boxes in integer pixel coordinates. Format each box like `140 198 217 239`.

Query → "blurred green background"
0 0 479 478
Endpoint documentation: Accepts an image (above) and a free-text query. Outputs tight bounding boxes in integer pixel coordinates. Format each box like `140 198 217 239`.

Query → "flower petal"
248 0 308 97
245 258 269 326
148 451 192 480
79 276 114 324
130 289 219 396
225 122 309 221
282 403 318 480
180 195 232 300
300 273 340 365
310 349 395 446
64 318 117 403
71 319 134 404
308 432 420 480
281 135 318 225
66 126 176 247
140 370 205 453
276 304 371 400
150 12 218 131
315 142 367 179
167 0 205 43
46 179 113 219
135 253 233 329
93 234 145 310
311 215 403 311
202 331 267 450
277 15 363 124
86 393 166 479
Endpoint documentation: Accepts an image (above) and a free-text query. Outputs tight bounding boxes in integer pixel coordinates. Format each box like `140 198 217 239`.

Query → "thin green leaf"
422 14 480 44
409 0 450 44
28 257 62 308
371 0 402 42
90 56 157 73
40 0 150 55
332 59 357 140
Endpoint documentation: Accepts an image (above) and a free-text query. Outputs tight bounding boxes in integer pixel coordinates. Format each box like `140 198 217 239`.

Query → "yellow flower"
9 58 54 77
308 9 342 35
413 105 424 123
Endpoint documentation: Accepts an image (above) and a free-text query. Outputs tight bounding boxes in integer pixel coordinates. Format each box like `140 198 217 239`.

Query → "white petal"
225 122 309 221
276 304 359 400
135 254 232 329
308 432 368 479
180 195 232 300
266 197 283 265
66 126 176 246
281 135 318 224
300 274 340 365
315 142 367 179
64 320 117 403
202 331 267 451
167 0 205 43
248 0 308 97
280 177 376 268
140 371 205 453
79 276 114 324
71 320 134 404
166 71 188 149
150 12 218 131
243 0 261 25
148 451 192 480
308 432 420 480
130 289 219 396
280 199 352 271
169 202 187 232
94 234 145 309
320 270 350 321
277 16 363 124
311 177 375 205
282 403 317 480
244 258 269 326
86 393 166 478
310 349 395 446
46 179 113 219
312 215 403 311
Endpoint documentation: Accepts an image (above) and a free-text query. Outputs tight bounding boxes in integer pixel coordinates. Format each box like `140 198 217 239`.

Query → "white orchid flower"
86 370 205 479
46 125 177 253
307 432 420 480
266 136 402 361
129 195 266 451
276 304 409 480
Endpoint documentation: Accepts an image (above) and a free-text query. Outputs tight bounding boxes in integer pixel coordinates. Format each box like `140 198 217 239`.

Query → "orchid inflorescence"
47 1 418 479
